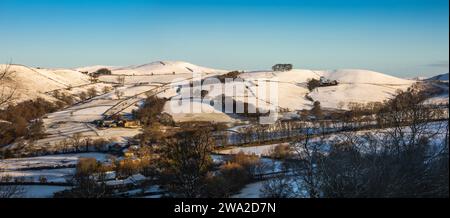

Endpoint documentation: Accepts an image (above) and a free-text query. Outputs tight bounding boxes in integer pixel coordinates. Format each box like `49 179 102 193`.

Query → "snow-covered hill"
310 69 414 109
0 64 90 105
75 65 120 74
78 61 227 76
321 69 412 85
427 73 449 81
237 69 414 111
2 62 417 112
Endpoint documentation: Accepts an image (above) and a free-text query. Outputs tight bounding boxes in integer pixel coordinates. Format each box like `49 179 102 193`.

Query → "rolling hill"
2 62 418 113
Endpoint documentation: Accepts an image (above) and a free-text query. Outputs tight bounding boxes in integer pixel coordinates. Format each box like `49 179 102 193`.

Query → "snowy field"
217 143 289 156
0 152 111 171
6 61 444 163
218 121 448 157
0 153 112 183
232 181 265 198
8 185 71 198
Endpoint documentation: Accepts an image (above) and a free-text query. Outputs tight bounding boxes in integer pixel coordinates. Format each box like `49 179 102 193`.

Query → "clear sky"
0 0 448 77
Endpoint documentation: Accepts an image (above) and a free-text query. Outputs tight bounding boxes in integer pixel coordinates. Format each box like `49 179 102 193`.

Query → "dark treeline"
132 96 168 126
261 87 449 198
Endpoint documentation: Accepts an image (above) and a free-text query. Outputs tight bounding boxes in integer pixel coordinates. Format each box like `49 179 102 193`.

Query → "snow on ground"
0 153 111 171
0 64 90 105
64 83 114 96
0 153 113 183
309 83 410 109
4 62 418 123
75 65 120 73
217 143 289 156
239 69 414 111
4 62 436 157
423 95 449 105
111 61 227 75
239 69 319 83
164 98 236 123
10 185 71 198
322 69 413 85
32 83 157 147
309 69 414 109
0 168 75 183
98 74 194 84
96 128 142 141
232 181 265 198
232 177 305 198
100 84 158 100
427 73 449 81
219 121 447 157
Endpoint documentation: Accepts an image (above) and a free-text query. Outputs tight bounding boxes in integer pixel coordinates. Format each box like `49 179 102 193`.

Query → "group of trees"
116 76 125 86
133 96 169 127
53 86 112 106
260 87 449 198
54 158 112 198
56 127 265 198
76 87 99 102
0 98 60 148
90 68 111 78
157 128 215 197
0 174 24 198
205 152 265 198
54 146 158 198
155 127 265 198
306 78 321 91
217 71 243 83
272 64 293 72
211 95 267 120
133 95 172 145
51 90 75 106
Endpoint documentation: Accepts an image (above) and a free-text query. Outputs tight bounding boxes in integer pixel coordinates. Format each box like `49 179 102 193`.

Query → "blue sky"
0 0 448 77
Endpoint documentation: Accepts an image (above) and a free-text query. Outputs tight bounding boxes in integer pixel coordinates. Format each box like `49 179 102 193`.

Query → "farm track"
103 76 194 118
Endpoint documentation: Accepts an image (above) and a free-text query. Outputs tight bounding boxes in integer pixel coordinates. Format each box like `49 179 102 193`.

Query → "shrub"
307 78 321 91
102 86 112 94
87 87 98 99
0 98 60 146
270 144 294 159
78 91 88 101
133 96 167 126
229 151 262 178
217 71 242 83
272 64 293 72
91 68 111 78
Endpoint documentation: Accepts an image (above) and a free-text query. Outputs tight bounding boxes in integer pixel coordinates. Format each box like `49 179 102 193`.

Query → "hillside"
0 64 90 105
310 69 414 109
427 73 449 81
236 69 414 111
2 62 418 113
79 61 227 76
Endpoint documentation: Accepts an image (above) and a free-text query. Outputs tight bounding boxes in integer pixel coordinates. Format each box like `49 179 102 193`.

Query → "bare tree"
71 132 83 151
0 174 24 198
158 128 215 198
262 88 449 198
116 76 125 87
260 166 295 198
0 62 16 107
78 91 88 102
102 86 112 94
290 127 325 198
114 89 124 100
87 87 98 99
54 158 110 198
